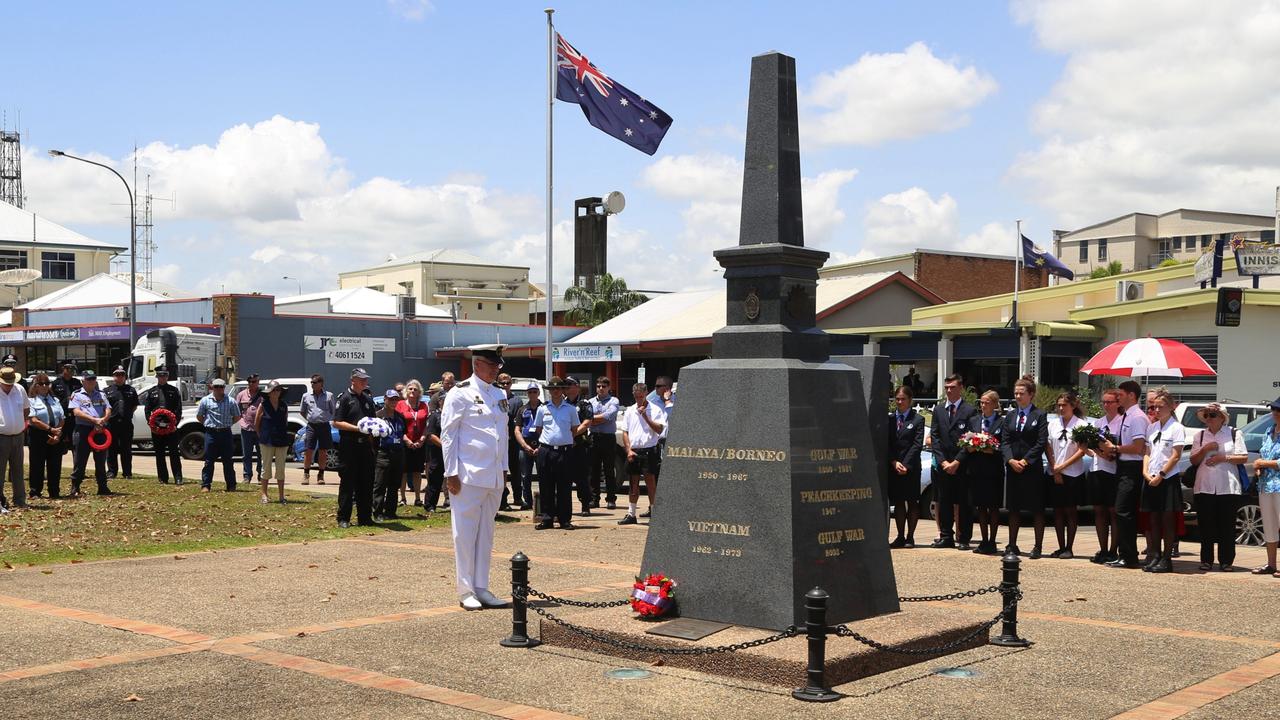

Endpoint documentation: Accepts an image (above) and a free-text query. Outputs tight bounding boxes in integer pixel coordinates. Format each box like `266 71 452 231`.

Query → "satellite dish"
604 190 626 215
0 269 41 287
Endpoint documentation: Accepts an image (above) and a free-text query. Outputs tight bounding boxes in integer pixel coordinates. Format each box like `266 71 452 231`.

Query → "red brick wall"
914 253 1046 301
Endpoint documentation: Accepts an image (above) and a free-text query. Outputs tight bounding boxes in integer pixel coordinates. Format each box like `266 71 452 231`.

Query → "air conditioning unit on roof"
396 294 416 320
1116 280 1145 303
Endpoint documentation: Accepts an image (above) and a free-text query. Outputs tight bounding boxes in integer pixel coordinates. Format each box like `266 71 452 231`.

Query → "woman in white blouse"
1188 403 1248 572
1047 391 1088 559
1142 389 1184 574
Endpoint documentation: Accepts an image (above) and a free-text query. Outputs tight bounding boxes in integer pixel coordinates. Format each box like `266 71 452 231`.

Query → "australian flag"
1022 234 1074 280
555 34 673 155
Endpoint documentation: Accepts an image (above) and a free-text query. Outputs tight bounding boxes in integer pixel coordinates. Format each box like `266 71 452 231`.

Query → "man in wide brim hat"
439 344 511 610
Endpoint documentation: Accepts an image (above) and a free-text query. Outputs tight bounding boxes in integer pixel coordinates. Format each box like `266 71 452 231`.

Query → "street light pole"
48 150 137 349
282 275 302 296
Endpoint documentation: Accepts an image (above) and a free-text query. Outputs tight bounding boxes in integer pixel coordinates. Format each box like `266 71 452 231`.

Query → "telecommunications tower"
0 127 23 208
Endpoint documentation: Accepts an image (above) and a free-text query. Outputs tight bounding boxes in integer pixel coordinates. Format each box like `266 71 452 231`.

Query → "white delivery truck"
128 326 220 401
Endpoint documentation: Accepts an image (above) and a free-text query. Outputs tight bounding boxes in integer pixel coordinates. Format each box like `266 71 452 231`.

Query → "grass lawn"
1 474 456 567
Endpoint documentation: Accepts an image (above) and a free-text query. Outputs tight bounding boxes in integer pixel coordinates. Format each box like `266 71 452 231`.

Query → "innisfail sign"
1236 243 1280 276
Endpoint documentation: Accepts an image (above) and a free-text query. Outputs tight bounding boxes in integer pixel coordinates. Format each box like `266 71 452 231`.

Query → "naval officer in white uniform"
441 344 512 610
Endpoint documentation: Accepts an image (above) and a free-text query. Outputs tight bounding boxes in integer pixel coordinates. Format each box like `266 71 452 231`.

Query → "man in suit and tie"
1002 375 1050 557
888 385 925 548
930 374 979 549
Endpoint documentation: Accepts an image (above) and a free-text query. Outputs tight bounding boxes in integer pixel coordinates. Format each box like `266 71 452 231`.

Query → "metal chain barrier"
897 585 1001 603
523 585 632 609
517 588 798 655
830 590 1022 656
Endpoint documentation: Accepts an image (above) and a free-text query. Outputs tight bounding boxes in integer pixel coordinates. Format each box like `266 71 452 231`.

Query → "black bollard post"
990 550 1031 647
792 587 841 702
499 551 541 648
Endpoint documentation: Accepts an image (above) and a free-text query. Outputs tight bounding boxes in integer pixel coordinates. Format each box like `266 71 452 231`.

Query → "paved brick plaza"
1 501 1277 719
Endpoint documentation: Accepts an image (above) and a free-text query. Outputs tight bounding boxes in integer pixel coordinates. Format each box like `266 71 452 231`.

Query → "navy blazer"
1001 405 1049 471
930 399 978 462
887 408 925 472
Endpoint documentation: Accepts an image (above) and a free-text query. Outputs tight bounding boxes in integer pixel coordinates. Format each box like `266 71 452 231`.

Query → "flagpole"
1011 219 1021 327
544 7 555 380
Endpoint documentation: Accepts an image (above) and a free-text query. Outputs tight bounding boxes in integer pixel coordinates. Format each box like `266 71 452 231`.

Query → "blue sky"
6 1 1279 297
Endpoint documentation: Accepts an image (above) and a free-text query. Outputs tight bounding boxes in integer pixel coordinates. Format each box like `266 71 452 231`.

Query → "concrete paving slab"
0 651 488 720
0 535 634 638
257 593 1272 720
0 605 172 671
1180 669 1280 719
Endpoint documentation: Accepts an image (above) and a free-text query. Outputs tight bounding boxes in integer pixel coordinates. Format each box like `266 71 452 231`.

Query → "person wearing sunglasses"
1189 402 1248 572
300 374 334 485
27 372 65 500
1141 388 1184 573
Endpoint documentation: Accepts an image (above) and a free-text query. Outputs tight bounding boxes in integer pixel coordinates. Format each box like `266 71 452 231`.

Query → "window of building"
1263 230 1276 243
1098 238 1108 261
368 284 384 293
1158 239 1171 258
1172 237 1182 252
41 252 75 280
0 250 28 271
477 302 484 310
1078 241 1088 263
1201 234 1212 249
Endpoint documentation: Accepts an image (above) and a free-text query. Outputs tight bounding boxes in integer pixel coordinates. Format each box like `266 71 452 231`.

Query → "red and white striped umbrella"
1080 337 1216 378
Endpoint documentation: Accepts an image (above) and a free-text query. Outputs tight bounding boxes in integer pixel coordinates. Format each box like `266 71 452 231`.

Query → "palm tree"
563 273 648 327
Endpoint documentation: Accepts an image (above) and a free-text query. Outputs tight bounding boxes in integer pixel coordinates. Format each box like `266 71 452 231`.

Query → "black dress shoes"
929 538 956 549
889 537 907 549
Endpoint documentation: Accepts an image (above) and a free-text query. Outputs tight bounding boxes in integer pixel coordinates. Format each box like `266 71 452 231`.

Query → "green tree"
1087 260 1124 279
563 273 648 327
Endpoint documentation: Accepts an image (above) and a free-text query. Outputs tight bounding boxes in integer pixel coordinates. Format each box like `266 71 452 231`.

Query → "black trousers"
337 439 374 524
424 463 444 510
1115 460 1144 563
572 443 592 506
589 433 619 503
154 432 183 483
936 461 973 542
537 444 573 525
107 421 134 477
1194 493 1241 566
373 446 404 518
29 428 65 498
70 428 108 494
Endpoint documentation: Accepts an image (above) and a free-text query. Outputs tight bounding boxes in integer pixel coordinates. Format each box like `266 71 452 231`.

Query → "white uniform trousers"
451 482 503 597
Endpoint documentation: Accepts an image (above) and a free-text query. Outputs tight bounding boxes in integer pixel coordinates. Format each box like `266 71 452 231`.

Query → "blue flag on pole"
1022 234 1074 280
555 34 673 155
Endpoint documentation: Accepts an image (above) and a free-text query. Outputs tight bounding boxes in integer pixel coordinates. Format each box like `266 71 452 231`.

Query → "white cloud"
639 153 860 290
640 153 741 202
23 116 542 299
861 188 1011 259
802 42 998 147
388 0 433 22
1010 0 1280 226
863 187 958 255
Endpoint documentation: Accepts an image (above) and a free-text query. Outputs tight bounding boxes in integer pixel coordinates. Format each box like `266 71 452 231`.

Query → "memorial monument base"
538 605 989 688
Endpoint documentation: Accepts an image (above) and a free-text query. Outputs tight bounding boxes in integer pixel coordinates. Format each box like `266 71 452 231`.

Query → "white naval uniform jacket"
441 376 510 488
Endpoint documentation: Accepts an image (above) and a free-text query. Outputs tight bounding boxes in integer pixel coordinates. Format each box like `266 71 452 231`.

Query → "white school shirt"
623 402 667 450
1145 419 1185 479
1093 414 1121 474
1048 415 1086 477
1119 404 1150 462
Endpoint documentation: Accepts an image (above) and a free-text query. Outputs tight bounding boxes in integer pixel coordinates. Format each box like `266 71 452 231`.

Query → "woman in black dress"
887 385 925 548
962 390 1005 554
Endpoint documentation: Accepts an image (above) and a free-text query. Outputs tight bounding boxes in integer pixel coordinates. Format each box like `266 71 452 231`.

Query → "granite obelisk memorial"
640 52 900 631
